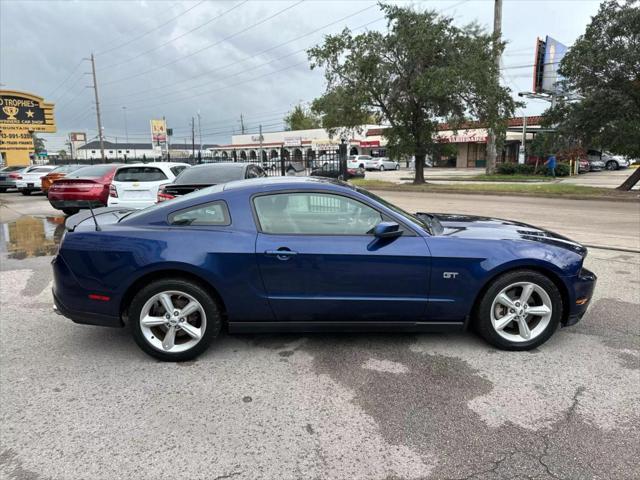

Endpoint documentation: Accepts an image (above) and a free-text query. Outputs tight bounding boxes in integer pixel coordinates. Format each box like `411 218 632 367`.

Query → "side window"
253 193 382 235
170 165 187 176
169 201 230 226
246 166 260 179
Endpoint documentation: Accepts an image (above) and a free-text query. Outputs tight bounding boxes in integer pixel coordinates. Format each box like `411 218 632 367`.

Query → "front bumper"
564 267 597 326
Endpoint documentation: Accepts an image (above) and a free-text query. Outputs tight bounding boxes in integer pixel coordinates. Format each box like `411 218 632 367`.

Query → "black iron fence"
46 145 351 178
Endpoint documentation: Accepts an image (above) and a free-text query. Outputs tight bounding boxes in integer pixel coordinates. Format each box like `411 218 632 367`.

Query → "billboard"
150 119 167 151
69 132 86 142
533 36 568 94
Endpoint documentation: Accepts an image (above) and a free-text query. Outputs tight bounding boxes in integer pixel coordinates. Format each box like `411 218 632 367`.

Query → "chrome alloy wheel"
139 290 207 353
490 282 552 343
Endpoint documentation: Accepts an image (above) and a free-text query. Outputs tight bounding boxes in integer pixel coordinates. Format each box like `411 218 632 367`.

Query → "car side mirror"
374 221 403 239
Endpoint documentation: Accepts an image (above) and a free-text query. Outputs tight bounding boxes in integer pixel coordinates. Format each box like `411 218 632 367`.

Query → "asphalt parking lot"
1 191 639 479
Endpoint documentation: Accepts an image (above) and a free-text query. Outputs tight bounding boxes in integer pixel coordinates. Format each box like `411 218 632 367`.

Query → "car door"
253 191 431 323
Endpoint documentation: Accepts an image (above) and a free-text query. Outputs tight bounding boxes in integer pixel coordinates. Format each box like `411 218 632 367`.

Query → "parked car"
41 164 86 196
586 149 630 171
158 162 266 202
0 166 27 192
578 158 590 173
262 157 280 170
369 157 399 171
16 165 56 195
348 155 378 170
108 162 190 209
601 152 630 170
47 164 121 215
310 164 365 180
53 177 596 362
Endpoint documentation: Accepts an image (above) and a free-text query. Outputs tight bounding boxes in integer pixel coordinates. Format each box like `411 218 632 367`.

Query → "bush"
495 161 570 177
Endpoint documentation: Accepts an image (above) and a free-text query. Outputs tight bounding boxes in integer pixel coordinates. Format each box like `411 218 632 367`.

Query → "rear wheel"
21 190 31 196
606 160 618 170
474 270 562 350
129 278 221 361
62 208 79 216
379 165 385 171
395 163 400 170
0 188 6 193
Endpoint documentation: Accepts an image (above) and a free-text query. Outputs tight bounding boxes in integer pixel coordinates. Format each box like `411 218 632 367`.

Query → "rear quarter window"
115 166 168 182
170 165 188 177
168 201 231 226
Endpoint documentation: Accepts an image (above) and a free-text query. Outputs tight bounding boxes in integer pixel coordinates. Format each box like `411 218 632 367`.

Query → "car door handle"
265 249 298 260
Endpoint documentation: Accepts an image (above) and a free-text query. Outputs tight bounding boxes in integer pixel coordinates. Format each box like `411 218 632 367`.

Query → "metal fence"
46 147 350 178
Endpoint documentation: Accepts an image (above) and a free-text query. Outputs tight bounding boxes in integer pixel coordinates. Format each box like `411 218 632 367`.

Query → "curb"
367 187 640 203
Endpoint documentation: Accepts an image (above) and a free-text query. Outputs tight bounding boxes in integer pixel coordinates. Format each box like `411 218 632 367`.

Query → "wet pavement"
0 191 639 479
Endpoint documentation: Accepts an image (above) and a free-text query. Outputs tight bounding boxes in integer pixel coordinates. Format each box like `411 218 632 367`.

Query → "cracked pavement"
1 193 639 479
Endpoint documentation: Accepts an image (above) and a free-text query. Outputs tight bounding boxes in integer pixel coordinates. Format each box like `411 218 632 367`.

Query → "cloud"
0 0 601 152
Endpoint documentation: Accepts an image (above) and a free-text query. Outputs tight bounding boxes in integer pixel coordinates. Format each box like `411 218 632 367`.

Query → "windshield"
67 165 116 178
175 164 245 185
355 186 434 235
52 164 84 174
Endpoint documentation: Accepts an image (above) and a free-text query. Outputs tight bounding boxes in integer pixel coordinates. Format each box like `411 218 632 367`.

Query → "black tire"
21 189 31 196
379 165 385 171
129 278 221 361
62 208 79 216
606 160 618 171
474 269 563 351
0 187 6 193
395 164 400 170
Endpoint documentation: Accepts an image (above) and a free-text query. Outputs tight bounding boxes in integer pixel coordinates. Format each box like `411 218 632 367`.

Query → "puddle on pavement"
0 215 66 259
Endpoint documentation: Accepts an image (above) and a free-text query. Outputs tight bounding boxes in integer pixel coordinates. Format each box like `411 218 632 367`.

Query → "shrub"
495 161 569 177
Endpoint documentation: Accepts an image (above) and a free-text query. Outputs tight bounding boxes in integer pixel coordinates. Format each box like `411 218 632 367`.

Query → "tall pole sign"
0 90 56 166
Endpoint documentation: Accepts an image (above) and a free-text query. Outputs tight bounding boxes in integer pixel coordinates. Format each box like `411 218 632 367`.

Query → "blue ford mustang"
52 177 596 361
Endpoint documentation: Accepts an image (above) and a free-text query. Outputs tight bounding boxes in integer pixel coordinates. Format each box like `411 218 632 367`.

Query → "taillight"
157 187 175 203
109 184 118 198
9 173 22 179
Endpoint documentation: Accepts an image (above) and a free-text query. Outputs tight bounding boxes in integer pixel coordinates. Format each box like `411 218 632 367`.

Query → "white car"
16 165 56 195
369 157 399 171
108 162 190 209
348 155 379 170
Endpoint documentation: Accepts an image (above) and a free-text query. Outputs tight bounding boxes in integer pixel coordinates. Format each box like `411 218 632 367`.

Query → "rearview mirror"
374 221 403 239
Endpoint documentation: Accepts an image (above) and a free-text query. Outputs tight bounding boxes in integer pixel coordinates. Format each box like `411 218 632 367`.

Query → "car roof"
222 175 351 192
115 162 189 169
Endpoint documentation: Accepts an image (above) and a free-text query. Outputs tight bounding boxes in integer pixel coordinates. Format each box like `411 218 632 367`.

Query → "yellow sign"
0 90 56 166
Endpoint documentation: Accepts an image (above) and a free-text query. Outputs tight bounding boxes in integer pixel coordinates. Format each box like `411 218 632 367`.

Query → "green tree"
283 104 321 131
546 0 640 189
308 3 516 183
32 134 46 153
57 149 68 158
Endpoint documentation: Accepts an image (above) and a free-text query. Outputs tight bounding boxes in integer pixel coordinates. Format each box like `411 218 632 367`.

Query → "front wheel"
474 270 563 350
379 165 385 171
0 187 6 193
21 190 31 196
395 163 400 170
606 160 618 171
129 278 221 361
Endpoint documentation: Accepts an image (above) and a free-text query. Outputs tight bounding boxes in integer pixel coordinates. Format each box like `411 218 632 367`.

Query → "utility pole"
191 116 195 160
122 106 129 159
197 111 203 151
89 53 105 161
485 0 502 174
258 124 264 165
240 113 246 134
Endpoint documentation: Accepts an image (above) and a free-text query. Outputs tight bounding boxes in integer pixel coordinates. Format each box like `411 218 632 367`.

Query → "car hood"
420 213 587 256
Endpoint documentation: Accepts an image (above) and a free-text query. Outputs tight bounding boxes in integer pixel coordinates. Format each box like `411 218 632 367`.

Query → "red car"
48 164 121 215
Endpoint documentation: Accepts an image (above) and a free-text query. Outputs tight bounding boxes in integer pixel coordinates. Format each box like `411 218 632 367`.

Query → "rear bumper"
53 290 122 328
51 255 122 328
49 198 104 209
107 198 156 209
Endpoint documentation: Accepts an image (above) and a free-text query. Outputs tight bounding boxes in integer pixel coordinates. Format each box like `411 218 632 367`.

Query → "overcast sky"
0 0 601 152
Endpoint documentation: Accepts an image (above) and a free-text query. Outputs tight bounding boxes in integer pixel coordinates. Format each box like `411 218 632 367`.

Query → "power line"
95 0 207 56
103 3 379 104
100 1 249 70
101 0 305 86
47 59 85 98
